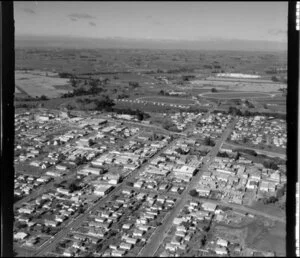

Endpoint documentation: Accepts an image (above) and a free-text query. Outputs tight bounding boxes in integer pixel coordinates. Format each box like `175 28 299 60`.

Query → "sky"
14 1 287 42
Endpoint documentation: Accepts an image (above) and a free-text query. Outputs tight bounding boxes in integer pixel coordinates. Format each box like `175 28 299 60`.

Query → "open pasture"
15 70 71 98
200 91 272 99
246 220 285 256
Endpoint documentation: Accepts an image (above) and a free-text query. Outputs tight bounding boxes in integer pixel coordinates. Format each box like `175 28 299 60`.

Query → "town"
13 105 286 257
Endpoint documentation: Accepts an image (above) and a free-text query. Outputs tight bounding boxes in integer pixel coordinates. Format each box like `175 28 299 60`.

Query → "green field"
201 92 272 99
15 70 70 98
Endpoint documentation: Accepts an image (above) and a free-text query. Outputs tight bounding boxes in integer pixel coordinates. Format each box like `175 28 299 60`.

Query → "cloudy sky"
14 1 287 42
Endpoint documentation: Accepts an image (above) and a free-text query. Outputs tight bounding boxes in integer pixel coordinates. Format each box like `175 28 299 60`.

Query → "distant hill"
15 35 287 52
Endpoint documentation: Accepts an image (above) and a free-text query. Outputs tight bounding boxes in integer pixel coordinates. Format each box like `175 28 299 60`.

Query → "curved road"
199 91 273 99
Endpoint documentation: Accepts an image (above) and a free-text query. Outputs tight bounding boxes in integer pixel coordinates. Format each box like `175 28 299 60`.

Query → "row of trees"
74 95 115 111
128 81 140 88
159 90 170 96
61 85 104 98
203 137 215 146
162 119 181 132
227 106 286 119
115 108 150 121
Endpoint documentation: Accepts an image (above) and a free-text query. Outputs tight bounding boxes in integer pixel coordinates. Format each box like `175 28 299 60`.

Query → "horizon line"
15 33 287 43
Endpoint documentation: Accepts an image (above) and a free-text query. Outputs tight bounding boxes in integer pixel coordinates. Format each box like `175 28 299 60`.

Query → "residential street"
138 118 238 257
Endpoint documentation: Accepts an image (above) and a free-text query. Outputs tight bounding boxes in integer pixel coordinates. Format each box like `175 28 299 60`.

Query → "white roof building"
14 232 28 240
202 202 217 212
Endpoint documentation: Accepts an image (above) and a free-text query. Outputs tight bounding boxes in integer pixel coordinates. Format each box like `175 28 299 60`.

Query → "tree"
242 137 249 144
129 81 140 88
117 93 129 99
89 79 99 88
263 196 278 204
276 184 286 198
69 76 77 87
235 152 241 161
137 112 144 121
40 95 49 100
189 189 198 197
159 90 165 95
217 152 230 158
94 95 115 111
175 148 186 155
78 207 85 214
203 225 210 232
211 88 218 93
228 106 242 116
263 160 278 170
245 101 255 109
69 183 81 192
271 76 279 82
66 104 74 110
204 137 215 147
162 119 174 130
201 235 207 246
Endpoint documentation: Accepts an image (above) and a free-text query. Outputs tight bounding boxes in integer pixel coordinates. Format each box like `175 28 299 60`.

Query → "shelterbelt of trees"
213 107 286 120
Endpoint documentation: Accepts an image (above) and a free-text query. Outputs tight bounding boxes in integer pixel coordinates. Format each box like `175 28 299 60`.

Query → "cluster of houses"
132 171 187 195
195 155 286 205
88 134 170 177
165 112 203 131
230 116 286 149
158 200 257 257
15 109 144 173
150 138 203 179
14 174 52 199
58 189 176 257
193 113 233 139
14 186 87 247
14 112 179 253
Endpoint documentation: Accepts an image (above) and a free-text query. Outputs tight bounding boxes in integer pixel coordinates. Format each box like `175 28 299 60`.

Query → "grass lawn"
247 220 286 256
248 201 285 218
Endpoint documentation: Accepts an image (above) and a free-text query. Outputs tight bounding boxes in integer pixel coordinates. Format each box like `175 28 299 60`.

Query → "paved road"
111 118 187 137
32 136 179 256
223 142 286 159
138 118 238 257
15 125 143 209
14 172 77 208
